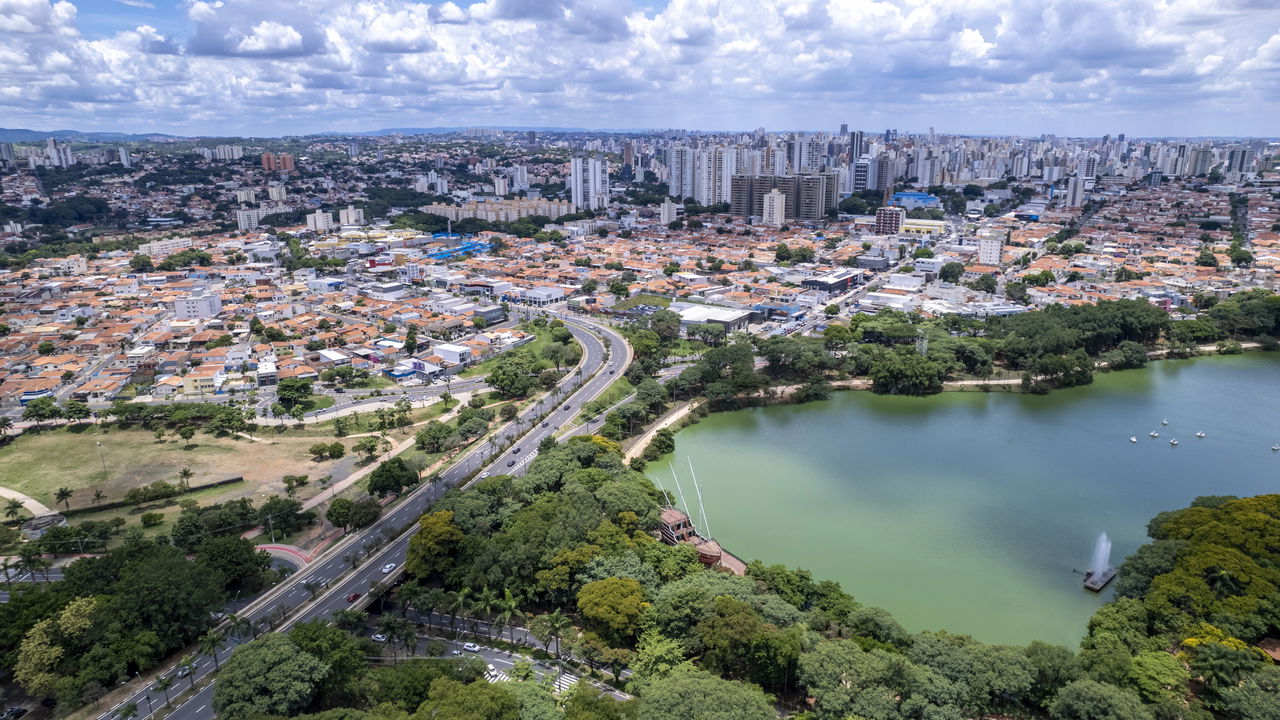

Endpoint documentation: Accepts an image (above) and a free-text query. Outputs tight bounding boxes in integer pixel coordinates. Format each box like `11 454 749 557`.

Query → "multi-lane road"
98 314 629 720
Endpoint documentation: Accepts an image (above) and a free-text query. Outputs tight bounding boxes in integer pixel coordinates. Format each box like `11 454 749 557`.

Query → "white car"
371 633 387 643
462 642 481 652
480 471 491 479
380 563 397 574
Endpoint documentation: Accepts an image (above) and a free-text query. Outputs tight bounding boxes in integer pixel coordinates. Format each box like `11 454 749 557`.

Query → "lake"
647 353 1280 647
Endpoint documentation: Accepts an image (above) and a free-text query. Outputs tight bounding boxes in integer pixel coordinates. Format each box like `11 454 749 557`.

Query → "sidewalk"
0 485 53 515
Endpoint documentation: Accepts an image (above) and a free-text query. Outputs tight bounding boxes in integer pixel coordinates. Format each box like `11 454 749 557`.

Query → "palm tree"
116 702 138 720
303 580 321 599
447 588 471 637
473 586 498 639
154 676 174 707
54 487 73 512
178 655 197 690
0 416 13 435
4 498 22 520
1 558 12 588
377 614 402 662
226 614 252 641
543 609 572 659
496 588 524 649
198 630 224 671
92 488 104 506
178 467 194 490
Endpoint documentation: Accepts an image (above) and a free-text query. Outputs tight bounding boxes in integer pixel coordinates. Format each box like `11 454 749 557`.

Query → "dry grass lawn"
0 423 348 510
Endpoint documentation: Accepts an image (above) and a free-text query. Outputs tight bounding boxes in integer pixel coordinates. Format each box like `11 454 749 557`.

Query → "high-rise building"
659 198 680 225
668 145 694 200
1076 156 1098 179
729 173 838 221
306 210 335 232
267 185 287 202
852 155 871 192
0 142 14 164
234 189 257 204
570 155 608 210
1064 176 1085 207
762 189 786 227
236 208 261 230
493 175 510 195
511 165 529 191
214 144 244 161
839 123 848 136
849 131 864 165
338 205 365 225
119 147 131 168
874 206 905 235
978 234 1003 266
262 152 295 172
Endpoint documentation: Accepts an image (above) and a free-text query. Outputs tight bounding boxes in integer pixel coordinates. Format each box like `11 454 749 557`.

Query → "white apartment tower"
306 210 335 232
659 198 680 225
978 234 1003 267
668 145 694 200
762 189 786 228
570 155 608 210
339 205 366 225
1064 176 1085 208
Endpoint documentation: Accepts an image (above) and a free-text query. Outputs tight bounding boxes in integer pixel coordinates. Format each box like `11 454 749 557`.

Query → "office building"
668 144 694 200
1064 176 1085 207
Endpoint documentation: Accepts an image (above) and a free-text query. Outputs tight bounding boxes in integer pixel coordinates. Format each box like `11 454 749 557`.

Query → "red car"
345 592 361 603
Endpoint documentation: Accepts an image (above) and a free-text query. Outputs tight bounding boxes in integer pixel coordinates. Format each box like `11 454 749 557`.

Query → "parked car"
345 592 361 603
462 642 481 652
2 708 30 719
371 633 387 643
381 563 397 574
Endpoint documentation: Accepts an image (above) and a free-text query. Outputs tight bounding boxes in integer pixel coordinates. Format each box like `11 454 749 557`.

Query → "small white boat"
1130 436 1138 443
1273 445 1279 452
1196 431 1206 438
1150 431 1159 438
1161 419 1169 426
1170 439 1178 446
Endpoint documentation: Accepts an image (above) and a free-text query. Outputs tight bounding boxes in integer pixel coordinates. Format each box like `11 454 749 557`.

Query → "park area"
0 422 349 513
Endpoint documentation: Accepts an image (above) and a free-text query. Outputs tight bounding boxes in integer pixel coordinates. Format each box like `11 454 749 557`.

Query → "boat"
1161 419 1169 425
1273 445 1279 452
1196 431 1206 438
1150 431 1159 438
1170 439 1179 446
1130 436 1138 443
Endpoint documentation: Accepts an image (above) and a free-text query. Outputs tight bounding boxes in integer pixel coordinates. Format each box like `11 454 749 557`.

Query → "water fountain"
1083 532 1117 591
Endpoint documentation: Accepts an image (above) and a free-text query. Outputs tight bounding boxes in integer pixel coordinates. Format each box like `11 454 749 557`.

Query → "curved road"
98 315 629 720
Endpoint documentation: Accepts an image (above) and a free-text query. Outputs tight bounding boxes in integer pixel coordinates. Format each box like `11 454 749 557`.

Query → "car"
345 592 361 603
506 460 515 467
542 421 548 427
512 447 521 454
381 563 397 574
609 369 616 374
480 471 491 479
462 642 481 652
371 633 388 643
2 708 29 719
176 665 193 679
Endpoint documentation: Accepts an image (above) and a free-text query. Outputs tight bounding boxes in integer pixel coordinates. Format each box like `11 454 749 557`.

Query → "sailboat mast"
688 458 711 537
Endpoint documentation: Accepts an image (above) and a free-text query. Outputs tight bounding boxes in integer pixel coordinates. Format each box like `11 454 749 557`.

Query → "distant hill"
0 128 181 143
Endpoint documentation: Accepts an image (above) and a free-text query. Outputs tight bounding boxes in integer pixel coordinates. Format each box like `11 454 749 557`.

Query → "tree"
1050 679 1153 720
288 621 367 702
129 254 154 272
416 421 456 453
823 303 839 317
404 325 418 355
54 487 73 511
418 677 519 720
22 396 58 428
5 498 24 520
406 510 465 581
968 273 998 293
212 635 329 720
308 442 331 460
367 457 417 497
276 377 313 410
940 261 965 283
195 535 271 589
328 441 345 458
198 630 224 670
258 496 308 540
1196 246 1219 267
348 496 381 528
577 577 646 646
637 666 774 720
354 435 381 458
37 341 55 355
61 400 90 423
326 497 354 531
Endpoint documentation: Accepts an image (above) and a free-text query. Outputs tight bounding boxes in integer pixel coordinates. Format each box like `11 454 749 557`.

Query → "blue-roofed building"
891 192 942 210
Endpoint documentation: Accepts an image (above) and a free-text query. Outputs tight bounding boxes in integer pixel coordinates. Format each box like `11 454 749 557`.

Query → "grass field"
280 400 451 438
0 424 350 510
460 327 578 379
613 294 671 311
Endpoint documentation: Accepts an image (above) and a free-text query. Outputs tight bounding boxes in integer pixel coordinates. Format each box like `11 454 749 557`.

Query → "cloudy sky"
2 0 1279 137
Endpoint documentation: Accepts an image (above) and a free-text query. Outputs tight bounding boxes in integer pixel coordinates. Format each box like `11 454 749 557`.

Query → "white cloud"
115 0 156 8
0 0 1277 136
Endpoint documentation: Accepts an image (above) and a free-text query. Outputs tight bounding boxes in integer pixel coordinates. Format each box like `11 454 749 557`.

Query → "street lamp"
95 441 107 477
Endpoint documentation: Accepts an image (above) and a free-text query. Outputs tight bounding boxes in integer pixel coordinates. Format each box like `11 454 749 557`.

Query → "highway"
98 314 629 720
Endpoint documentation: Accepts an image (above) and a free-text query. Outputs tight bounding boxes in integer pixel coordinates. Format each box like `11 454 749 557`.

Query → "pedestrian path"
0 485 52 515
553 671 579 694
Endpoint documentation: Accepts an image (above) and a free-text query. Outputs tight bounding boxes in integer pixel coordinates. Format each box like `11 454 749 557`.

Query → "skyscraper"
668 144 694 200
570 155 608 210
1064 176 1085 207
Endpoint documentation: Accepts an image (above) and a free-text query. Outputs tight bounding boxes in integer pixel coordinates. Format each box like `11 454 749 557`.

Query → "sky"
2 0 1279 138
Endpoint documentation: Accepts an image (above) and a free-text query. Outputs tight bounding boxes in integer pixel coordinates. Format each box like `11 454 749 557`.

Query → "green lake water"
648 353 1280 647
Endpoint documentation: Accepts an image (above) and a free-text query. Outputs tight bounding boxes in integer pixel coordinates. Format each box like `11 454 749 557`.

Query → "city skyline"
3 0 1279 137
